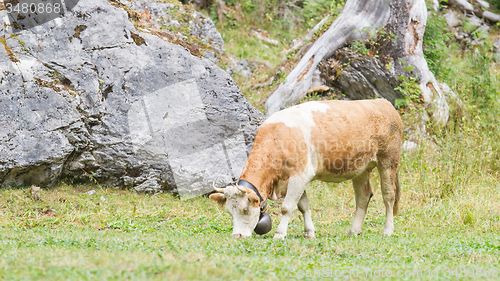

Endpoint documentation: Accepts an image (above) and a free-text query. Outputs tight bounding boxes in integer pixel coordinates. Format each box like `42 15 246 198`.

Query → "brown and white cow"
210 99 402 239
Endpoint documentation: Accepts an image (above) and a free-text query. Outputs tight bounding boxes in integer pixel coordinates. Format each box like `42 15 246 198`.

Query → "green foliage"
350 40 370 55
209 1 218 22
224 0 238 6
471 28 489 42
348 27 397 57
422 8 499 110
423 10 451 77
491 0 500 11
224 10 238 27
242 0 254 12
462 17 477 34
299 89 337 103
393 60 422 108
208 0 347 109
394 75 422 108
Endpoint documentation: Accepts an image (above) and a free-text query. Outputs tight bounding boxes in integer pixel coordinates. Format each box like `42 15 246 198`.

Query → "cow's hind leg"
297 190 315 239
348 170 373 236
377 158 399 236
274 175 311 239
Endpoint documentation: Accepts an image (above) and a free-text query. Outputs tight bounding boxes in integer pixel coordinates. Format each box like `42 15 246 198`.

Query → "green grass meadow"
1 140 499 280
2 0 500 279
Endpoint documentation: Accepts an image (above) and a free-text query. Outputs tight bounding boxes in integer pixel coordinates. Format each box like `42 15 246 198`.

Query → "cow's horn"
236 184 247 193
212 182 225 193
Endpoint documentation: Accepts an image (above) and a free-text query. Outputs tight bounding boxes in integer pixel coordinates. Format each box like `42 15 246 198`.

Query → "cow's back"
309 99 401 180
263 99 401 182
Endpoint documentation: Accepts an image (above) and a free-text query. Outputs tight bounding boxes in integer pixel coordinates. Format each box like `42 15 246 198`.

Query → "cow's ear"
247 192 259 208
209 193 226 206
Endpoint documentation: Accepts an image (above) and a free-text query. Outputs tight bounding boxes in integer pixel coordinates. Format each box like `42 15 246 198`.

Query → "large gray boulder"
0 0 263 198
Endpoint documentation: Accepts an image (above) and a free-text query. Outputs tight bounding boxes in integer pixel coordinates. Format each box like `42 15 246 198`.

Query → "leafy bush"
348 27 397 57
423 10 451 78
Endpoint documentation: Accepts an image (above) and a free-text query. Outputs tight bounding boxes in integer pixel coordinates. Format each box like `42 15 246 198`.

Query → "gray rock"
494 38 500 53
226 57 254 79
134 177 162 193
31 185 41 200
128 0 224 55
443 10 461 28
320 49 403 104
468 15 483 29
477 24 491 33
0 0 263 198
477 0 490 8
190 11 224 54
235 59 252 79
203 51 219 64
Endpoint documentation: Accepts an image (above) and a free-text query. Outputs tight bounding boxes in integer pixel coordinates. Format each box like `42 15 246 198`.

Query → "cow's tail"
393 172 400 216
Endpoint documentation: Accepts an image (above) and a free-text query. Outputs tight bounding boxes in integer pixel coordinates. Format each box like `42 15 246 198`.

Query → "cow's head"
210 184 270 238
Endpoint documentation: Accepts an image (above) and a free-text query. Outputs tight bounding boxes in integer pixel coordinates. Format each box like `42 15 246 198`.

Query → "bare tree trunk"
265 0 450 124
380 0 449 124
265 0 391 114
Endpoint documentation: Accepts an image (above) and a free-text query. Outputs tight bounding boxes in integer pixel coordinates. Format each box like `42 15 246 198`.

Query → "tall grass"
391 7 500 233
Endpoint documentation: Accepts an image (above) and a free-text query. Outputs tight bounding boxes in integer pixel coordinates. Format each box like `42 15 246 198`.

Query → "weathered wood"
265 0 391 114
265 0 450 124
400 0 448 124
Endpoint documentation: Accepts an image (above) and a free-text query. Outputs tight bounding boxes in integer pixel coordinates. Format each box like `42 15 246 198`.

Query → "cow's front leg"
297 190 315 239
348 170 373 236
274 177 308 239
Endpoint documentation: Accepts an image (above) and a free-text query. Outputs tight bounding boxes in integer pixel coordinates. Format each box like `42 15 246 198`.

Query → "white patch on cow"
264 101 330 164
274 166 315 239
264 101 329 130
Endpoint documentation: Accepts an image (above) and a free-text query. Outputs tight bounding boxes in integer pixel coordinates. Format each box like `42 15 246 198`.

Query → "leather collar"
237 179 267 213
237 179 263 202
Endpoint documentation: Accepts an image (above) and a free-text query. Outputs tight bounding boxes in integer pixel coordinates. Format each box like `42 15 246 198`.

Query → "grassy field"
1 1 500 280
1 141 499 280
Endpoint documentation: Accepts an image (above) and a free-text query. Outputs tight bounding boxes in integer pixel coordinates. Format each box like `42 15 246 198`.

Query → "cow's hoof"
305 230 315 239
347 230 361 237
273 233 286 239
382 230 393 237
